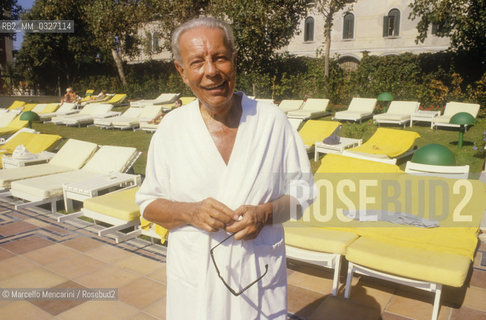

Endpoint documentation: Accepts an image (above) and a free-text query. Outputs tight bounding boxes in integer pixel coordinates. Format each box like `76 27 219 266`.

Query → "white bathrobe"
137 92 314 319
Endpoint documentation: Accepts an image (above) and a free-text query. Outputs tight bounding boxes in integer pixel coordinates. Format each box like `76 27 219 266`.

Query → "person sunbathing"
147 99 182 124
61 87 77 103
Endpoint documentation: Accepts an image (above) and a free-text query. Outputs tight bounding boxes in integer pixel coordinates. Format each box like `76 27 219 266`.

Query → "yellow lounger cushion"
7 101 25 110
84 187 140 221
349 128 420 158
141 217 169 242
25 134 62 153
39 103 59 114
284 223 358 255
298 120 341 147
345 237 471 287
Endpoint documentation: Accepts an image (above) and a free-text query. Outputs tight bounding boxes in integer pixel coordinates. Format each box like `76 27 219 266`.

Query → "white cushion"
11 170 101 199
82 145 137 174
31 104 48 113
301 99 330 112
444 102 480 118
49 139 98 169
57 102 76 113
139 105 163 119
348 98 377 112
0 112 19 127
385 101 420 115
0 164 72 188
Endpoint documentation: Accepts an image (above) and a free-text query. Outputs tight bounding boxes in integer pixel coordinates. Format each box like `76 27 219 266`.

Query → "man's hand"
225 204 272 240
190 197 238 232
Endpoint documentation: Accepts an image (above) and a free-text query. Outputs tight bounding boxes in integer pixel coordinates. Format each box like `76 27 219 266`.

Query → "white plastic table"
62 173 141 212
314 137 362 161
410 110 441 128
2 151 55 168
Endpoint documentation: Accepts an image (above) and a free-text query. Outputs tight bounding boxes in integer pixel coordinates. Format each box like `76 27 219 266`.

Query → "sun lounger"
60 187 169 244
404 161 469 179
342 175 486 320
6 100 25 111
0 128 37 145
114 105 163 130
10 145 140 213
31 103 59 114
51 103 116 127
39 102 77 121
100 93 128 106
431 101 480 130
0 139 98 192
93 107 143 129
285 154 402 296
130 93 181 107
0 132 62 168
139 97 197 132
373 101 420 128
0 110 21 128
277 100 304 114
287 98 330 119
298 120 341 152
0 114 30 137
343 128 420 164
333 98 377 123
162 96 196 111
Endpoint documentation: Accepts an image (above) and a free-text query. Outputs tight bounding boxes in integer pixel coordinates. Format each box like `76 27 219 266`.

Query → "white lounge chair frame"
40 103 78 122
12 149 141 214
373 101 420 128
431 102 480 130
278 100 304 113
287 99 330 120
341 150 398 164
333 98 377 123
345 262 442 320
286 246 342 296
93 107 143 129
130 93 181 107
404 161 469 179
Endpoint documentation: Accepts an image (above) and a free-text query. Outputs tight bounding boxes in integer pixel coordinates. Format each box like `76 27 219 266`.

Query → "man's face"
174 27 236 112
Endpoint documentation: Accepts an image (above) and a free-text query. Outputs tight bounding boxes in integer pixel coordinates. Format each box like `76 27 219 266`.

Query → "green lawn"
32 113 486 176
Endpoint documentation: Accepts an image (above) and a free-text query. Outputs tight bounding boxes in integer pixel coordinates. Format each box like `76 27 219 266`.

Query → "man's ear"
174 61 189 85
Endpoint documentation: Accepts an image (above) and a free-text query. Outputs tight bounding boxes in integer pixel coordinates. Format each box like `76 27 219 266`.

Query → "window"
304 17 314 42
152 32 159 51
383 9 400 37
343 12 354 39
432 21 449 35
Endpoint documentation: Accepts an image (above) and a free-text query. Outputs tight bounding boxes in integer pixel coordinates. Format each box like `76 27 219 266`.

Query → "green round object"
450 112 475 125
19 111 40 121
411 144 456 166
377 92 393 102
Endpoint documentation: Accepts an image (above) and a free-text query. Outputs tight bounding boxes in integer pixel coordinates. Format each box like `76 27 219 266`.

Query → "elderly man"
136 16 314 319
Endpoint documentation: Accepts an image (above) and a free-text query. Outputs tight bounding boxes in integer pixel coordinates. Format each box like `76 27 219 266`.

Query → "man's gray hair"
171 16 235 63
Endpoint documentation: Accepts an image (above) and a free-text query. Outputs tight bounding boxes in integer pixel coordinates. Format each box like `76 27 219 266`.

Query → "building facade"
285 0 450 68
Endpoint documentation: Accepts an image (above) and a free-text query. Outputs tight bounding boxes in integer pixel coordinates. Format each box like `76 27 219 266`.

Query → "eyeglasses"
210 232 269 296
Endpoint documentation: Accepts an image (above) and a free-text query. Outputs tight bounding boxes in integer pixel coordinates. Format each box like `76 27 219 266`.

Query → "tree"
314 0 352 78
409 0 486 70
212 0 308 94
0 0 22 40
147 0 307 95
15 0 99 94
82 0 148 86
